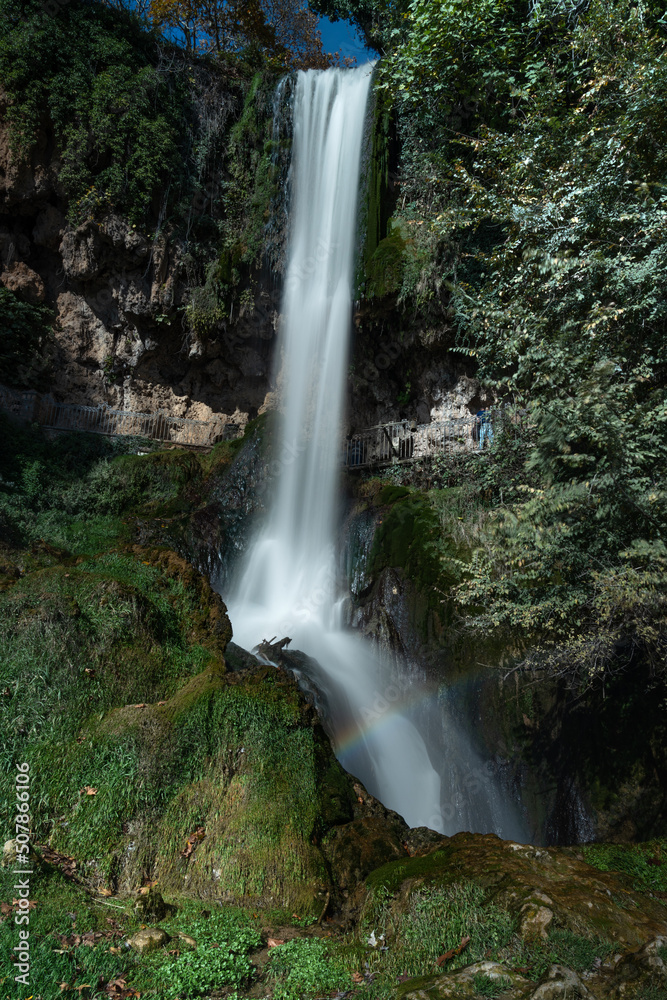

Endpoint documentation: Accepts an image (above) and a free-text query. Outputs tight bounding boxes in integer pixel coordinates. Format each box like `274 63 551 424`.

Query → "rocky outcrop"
0 109 278 426
365 832 667 1000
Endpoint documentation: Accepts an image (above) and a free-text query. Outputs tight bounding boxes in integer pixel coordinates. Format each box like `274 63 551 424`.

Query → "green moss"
582 840 667 895
365 223 411 299
367 488 455 609
365 849 454 896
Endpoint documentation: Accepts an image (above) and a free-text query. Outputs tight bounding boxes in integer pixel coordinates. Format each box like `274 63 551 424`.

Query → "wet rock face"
339 481 667 847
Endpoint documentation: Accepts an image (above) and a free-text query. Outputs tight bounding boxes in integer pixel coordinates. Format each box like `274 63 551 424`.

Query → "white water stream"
226 66 526 838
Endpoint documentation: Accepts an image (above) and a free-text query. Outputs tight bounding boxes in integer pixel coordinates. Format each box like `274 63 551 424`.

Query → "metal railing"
0 384 242 449
343 412 512 469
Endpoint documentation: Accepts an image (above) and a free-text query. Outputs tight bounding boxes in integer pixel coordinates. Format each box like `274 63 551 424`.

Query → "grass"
0 864 264 1000
472 973 513 997
363 881 515 980
582 840 667 895
508 927 614 981
0 861 137 999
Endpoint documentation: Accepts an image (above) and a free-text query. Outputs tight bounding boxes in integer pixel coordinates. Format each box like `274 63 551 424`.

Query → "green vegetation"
472 973 512 998
0 0 287 345
583 839 667 894
0 863 265 999
268 937 354 1000
135 908 262 997
0 0 188 225
340 0 667 686
0 289 52 389
365 881 515 978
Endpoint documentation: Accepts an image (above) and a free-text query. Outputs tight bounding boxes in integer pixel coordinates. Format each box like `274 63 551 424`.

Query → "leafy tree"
147 0 334 65
0 0 188 224
372 0 667 681
0 289 52 388
308 0 407 51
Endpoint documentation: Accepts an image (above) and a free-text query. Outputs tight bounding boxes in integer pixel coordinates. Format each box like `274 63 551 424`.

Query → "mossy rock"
28 653 413 915
399 961 533 1000
364 832 667 950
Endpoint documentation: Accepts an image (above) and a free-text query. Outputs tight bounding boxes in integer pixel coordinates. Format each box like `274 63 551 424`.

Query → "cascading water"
226 66 526 839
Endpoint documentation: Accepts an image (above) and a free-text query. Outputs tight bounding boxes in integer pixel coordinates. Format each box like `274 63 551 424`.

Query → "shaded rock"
32 206 65 250
133 888 176 922
128 927 170 954
177 932 197 948
60 223 103 280
225 641 262 672
322 814 409 915
369 833 667 950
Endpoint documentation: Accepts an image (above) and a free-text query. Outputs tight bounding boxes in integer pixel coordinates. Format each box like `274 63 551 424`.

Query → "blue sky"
317 15 377 62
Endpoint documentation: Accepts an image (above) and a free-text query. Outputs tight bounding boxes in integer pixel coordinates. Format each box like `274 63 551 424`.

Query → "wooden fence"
0 385 241 449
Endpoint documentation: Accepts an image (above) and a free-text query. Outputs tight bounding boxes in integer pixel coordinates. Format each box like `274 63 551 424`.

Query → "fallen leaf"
436 935 470 967
132 703 147 709
522 713 533 728
82 786 97 796
180 827 205 859
60 985 70 992
98 888 113 897
268 938 285 948
109 947 121 955
157 701 166 706
351 972 364 983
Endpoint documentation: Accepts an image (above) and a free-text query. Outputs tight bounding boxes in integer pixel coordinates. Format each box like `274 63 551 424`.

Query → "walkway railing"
0 385 242 449
343 411 514 469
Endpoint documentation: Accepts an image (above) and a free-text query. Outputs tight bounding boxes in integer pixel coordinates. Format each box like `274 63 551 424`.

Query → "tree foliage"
0 289 52 388
0 0 188 224
147 0 333 66
372 0 667 682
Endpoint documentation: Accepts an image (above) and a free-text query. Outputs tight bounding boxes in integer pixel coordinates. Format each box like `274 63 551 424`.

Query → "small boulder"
530 964 591 999
133 888 176 922
520 898 554 942
2 839 18 867
177 932 197 948
2 839 37 867
128 927 170 954
401 960 532 999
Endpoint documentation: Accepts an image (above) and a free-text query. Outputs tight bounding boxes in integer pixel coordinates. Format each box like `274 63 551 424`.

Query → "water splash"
225 66 526 838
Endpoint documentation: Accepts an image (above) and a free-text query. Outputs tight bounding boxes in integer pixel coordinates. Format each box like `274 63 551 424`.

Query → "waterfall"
226 66 526 839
